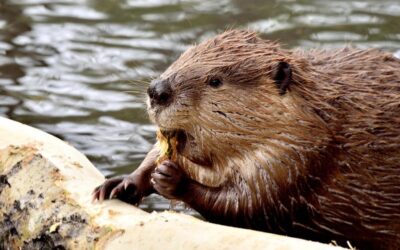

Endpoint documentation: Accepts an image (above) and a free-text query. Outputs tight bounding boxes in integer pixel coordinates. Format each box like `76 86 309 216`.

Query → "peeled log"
0 117 345 250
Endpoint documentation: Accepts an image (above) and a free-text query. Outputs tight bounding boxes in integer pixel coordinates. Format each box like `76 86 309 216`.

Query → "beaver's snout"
147 78 173 107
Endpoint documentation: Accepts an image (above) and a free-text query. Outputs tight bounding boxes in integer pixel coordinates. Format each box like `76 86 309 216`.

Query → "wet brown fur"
147 30 400 249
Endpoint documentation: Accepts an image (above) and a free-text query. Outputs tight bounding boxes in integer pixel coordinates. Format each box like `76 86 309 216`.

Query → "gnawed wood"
0 117 345 250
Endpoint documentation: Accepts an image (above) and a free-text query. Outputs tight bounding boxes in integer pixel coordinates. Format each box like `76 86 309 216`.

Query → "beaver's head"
147 30 327 166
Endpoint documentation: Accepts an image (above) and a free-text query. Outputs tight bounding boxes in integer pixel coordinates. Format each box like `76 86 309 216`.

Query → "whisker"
123 90 144 94
125 79 150 86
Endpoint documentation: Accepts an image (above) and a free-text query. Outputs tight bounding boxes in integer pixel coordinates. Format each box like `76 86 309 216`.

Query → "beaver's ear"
273 61 292 95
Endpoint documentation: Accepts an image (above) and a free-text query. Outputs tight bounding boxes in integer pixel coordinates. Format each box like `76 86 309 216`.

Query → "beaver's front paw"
151 160 187 199
92 174 151 205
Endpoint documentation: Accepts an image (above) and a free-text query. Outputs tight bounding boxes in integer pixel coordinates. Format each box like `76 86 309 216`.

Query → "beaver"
93 30 400 249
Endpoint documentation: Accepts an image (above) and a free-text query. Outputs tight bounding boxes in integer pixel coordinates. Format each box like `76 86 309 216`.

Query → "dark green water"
1 0 400 210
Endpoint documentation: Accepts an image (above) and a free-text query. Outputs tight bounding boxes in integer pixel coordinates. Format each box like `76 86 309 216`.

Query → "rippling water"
1 0 400 210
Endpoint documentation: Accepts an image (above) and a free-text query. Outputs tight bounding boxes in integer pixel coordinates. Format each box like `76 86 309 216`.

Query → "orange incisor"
156 130 178 164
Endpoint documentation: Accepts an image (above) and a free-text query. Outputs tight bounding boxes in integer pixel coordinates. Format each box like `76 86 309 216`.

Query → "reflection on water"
1 0 400 210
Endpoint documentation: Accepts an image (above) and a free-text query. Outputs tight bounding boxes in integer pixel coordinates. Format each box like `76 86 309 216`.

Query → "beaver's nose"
147 78 173 107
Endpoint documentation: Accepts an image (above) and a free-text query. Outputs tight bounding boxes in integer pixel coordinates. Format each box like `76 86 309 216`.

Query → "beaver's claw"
92 175 144 205
151 160 187 199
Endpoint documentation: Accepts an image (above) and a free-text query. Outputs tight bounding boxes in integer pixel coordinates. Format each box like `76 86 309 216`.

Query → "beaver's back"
311 48 399 153
295 48 400 155
295 48 400 249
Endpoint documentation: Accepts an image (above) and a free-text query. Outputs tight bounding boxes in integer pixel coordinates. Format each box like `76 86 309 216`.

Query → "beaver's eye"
209 78 222 88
